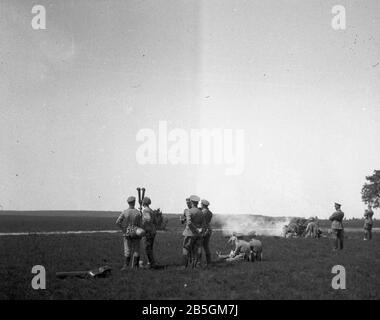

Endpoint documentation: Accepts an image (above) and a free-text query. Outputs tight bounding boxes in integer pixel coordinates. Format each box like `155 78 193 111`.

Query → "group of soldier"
307 202 375 250
115 194 214 270
116 195 375 269
328 202 375 250
180 195 213 269
116 195 157 269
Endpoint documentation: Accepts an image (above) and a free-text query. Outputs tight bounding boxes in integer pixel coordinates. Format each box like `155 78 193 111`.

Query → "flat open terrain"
0 214 379 299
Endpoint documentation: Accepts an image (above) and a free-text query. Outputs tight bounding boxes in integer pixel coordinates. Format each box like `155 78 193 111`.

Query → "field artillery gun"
282 217 309 238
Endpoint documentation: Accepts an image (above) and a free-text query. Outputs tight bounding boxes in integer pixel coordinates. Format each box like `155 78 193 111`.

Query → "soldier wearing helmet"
116 196 144 270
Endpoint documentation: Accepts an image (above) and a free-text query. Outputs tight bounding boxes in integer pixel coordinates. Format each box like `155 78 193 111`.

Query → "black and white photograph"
1 0 380 306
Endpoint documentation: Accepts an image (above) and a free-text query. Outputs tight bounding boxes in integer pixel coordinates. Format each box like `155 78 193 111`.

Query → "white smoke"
214 214 292 237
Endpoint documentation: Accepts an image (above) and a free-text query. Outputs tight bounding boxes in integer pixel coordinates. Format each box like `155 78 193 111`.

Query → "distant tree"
361 170 380 209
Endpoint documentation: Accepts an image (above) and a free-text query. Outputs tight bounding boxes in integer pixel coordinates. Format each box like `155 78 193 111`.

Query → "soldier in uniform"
141 196 157 268
305 217 318 238
180 198 192 265
329 202 344 250
181 195 205 269
363 206 374 241
217 234 263 262
181 198 191 224
116 196 144 270
200 199 213 266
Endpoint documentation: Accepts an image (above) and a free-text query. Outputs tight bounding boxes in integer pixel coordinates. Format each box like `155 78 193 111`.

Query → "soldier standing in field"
180 197 192 265
181 195 205 269
201 199 213 267
329 202 345 250
141 196 157 268
116 196 144 270
181 198 191 224
363 205 374 241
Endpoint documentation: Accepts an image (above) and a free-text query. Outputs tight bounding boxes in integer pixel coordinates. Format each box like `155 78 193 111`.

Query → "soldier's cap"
201 199 210 206
189 195 200 202
334 202 341 207
142 197 151 205
127 196 136 203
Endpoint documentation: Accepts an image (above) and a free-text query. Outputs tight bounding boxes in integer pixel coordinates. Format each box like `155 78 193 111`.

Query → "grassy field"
0 214 379 300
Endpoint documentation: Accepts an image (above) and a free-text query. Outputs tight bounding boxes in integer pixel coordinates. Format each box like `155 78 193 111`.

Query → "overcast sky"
1 0 379 218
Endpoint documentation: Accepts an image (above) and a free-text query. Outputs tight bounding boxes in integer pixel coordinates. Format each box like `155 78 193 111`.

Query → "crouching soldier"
364 206 374 241
217 234 262 262
329 202 344 250
116 196 145 270
305 217 318 238
142 196 157 268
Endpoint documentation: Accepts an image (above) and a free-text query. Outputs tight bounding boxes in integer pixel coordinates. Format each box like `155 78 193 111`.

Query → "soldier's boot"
205 253 211 266
132 256 140 269
147 252 155 268
194 250 202 268
249 250 255 262
333 238 339 250
121 257 131 271
181 255 189 269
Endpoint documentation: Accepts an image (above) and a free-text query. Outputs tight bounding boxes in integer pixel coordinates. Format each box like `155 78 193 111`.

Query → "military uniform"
182 195 205 268
249 239 263 261
181 198 191 223
329 203 344 250
218 235 263 262
201 199 213 266
364 209 374 240
116 196 143 269
142 197 157 267
305 220 318 238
